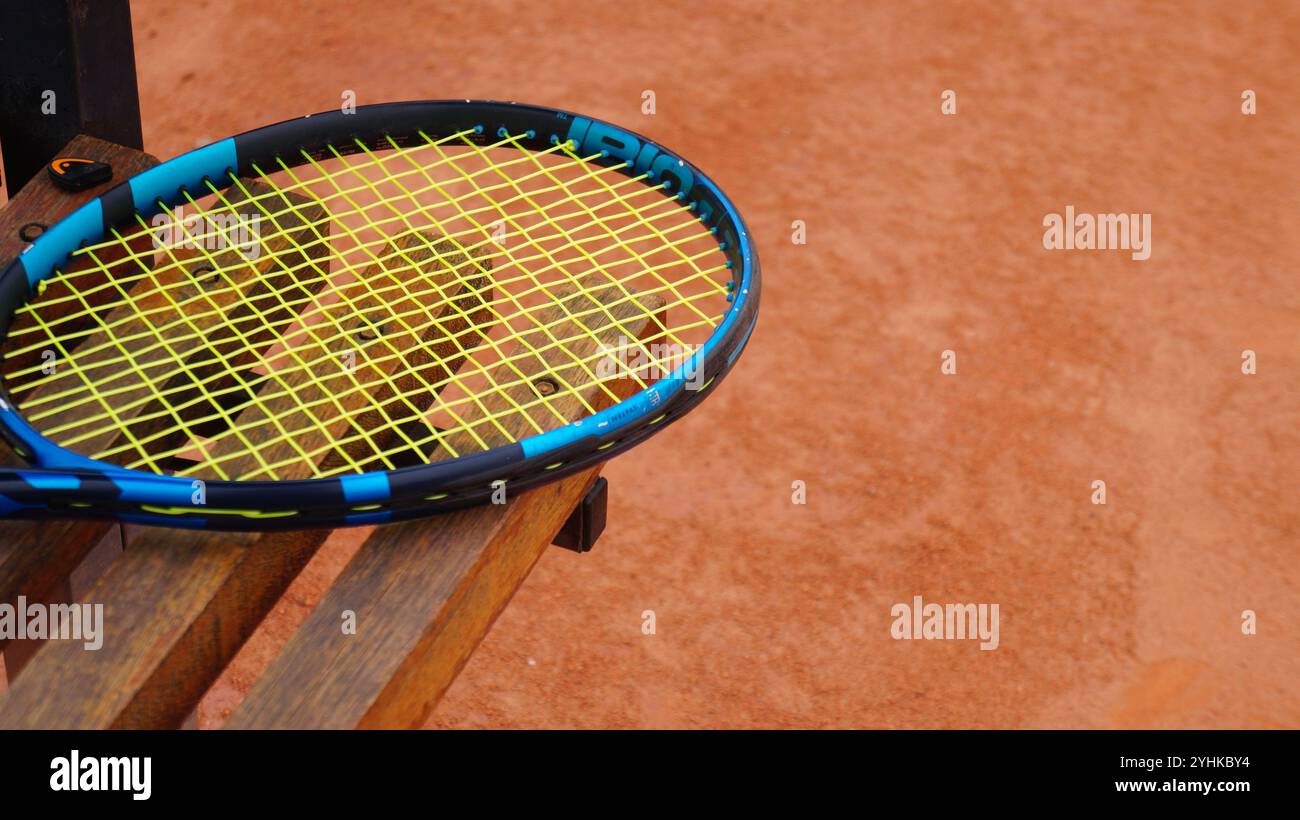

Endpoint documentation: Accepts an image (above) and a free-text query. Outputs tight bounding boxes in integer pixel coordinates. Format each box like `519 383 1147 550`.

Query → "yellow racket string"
2 131 729 480
378 136 616 416
9 195 709 404
15 146 728 475
4 181 702 395
4 151 680 351
15 217 720 456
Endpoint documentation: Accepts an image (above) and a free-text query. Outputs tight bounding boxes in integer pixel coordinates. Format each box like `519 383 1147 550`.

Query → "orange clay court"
110 0 1298 728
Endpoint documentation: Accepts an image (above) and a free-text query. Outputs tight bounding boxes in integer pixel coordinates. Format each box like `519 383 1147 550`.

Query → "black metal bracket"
551 476 608 553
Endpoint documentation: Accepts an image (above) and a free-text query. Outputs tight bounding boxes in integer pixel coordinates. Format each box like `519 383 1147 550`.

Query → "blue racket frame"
0 101 759 529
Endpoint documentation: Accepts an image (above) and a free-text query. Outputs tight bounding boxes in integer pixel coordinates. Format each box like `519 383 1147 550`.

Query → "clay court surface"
122 0 1299 728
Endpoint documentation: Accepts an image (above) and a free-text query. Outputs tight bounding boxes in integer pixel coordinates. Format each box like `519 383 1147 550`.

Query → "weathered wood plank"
320 239 491 472
0 231 479 727
182 232 488 480
0 137 157 672
1 135 160 400
227 286 665 728
12 182 331 467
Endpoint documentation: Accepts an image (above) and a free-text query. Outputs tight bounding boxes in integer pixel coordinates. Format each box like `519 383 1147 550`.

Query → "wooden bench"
0 135 650 728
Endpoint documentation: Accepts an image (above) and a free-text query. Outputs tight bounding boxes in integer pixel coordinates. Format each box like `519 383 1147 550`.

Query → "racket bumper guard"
551 476 608 554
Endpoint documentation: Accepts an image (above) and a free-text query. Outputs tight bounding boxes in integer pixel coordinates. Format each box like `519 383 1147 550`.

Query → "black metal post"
0 0 143 196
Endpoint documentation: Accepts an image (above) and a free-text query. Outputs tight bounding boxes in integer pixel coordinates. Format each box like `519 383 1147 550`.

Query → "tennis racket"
0 100 758 529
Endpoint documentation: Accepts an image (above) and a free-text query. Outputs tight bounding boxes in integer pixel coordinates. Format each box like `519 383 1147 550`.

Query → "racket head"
0 100 758 529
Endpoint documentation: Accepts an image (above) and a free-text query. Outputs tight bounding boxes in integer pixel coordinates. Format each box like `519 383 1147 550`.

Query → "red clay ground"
125 0 1298 728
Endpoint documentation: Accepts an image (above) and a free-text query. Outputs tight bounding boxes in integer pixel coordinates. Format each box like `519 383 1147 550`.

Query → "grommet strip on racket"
0 100 759 529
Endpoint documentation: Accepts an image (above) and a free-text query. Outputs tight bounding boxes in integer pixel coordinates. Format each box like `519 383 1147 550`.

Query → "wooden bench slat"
0 231 479 727
0 136 158 671
322 239 491 472
13 181 330 468
1 137 161 403
120 184 332 459
184 232 488 480
226 286 664 728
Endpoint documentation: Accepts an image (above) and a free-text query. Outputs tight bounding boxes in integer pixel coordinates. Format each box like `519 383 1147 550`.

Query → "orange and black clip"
47 156 113 191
